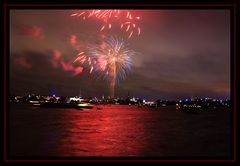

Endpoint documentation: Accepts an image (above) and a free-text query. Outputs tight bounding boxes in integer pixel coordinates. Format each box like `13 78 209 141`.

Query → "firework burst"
71 10 141 39
73 37 135 98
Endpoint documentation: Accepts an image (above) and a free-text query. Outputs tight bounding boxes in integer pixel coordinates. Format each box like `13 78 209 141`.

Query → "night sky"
10 10 230 100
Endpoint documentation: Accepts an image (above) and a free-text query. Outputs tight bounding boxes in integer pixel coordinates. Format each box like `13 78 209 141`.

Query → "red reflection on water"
56 105 148 156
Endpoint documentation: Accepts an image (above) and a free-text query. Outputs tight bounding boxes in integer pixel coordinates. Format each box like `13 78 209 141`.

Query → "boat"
77 102 94 109
32 102 93 109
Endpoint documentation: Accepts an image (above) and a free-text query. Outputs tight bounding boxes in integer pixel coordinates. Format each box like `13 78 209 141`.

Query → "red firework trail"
70 10 141 39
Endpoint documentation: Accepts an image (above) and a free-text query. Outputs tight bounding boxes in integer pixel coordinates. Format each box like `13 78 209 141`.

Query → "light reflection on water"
9 104 231 157
56 105 150 156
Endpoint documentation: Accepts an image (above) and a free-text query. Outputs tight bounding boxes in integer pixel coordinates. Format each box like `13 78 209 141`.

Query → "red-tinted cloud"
19 25 44 39
69 34 77 46
60 60 83 76
14 57 32 69
51 49 62 68
74 66 84 76
60 60 74 71
50 49 83 76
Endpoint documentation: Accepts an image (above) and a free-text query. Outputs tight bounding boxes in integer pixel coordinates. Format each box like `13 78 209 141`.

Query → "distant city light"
69 97 84 102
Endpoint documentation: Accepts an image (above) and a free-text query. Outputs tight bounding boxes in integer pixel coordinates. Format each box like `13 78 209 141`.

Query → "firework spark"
71 10 141 39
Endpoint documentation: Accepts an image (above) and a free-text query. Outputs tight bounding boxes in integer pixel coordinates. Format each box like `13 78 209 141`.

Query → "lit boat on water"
32 102 93 109
77 102 94 109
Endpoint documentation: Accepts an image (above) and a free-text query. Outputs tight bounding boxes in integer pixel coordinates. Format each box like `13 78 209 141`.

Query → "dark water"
9 103 231 157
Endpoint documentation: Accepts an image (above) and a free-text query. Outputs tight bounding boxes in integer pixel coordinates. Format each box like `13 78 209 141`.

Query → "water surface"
9 104 231 157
